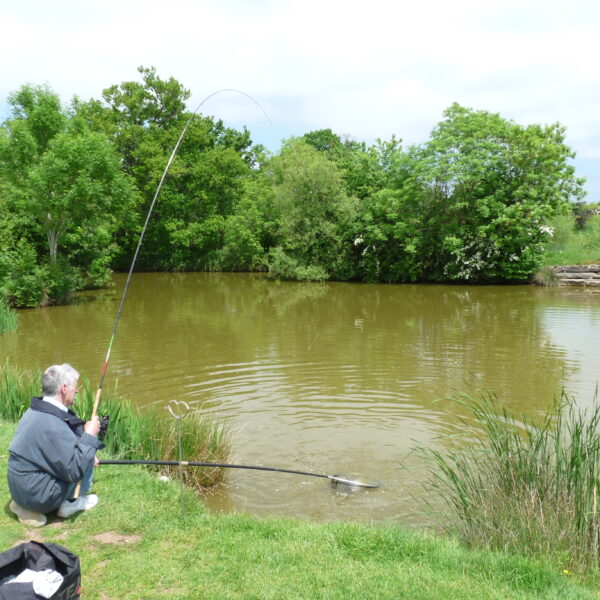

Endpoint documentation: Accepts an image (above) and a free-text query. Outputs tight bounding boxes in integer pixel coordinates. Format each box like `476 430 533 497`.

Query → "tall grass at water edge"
0 363 231 489
423 392 600 574
0 299 17 334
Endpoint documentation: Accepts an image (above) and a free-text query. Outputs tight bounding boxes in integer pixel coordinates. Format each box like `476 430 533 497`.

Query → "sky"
2 0 599 200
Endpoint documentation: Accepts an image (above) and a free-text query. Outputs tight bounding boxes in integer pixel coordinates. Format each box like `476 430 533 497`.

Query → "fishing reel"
98 415 110 441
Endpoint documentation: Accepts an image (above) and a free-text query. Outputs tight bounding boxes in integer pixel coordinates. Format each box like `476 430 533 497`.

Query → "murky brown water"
2 273 599 523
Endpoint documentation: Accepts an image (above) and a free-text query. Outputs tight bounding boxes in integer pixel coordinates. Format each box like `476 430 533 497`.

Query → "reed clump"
424 392 600 574
141 410 231 489
0 362 38 421
0 299 18 334
0 363 230 490
533 265 559 287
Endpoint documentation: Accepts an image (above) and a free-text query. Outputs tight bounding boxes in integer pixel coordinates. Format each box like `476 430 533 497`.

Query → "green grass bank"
1 421 597 600
541 214 600 267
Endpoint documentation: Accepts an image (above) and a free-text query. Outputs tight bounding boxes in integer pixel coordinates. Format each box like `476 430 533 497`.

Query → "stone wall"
554 265 600 286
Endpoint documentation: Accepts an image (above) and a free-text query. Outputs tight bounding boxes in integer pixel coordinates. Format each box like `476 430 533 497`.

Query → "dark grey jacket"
7 397 103 513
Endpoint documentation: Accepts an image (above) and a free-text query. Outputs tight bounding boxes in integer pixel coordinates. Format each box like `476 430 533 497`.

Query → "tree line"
0 66 587 308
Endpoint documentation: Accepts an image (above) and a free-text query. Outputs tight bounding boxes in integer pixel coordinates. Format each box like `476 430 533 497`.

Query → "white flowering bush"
394 104 585 281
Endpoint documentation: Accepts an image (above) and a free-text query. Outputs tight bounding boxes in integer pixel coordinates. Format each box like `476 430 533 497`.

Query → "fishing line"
89 92 382 494
92 89 271 417
99 459 381 489
73 90 269 500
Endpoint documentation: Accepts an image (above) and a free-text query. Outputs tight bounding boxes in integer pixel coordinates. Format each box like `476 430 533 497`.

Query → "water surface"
3 273 599 523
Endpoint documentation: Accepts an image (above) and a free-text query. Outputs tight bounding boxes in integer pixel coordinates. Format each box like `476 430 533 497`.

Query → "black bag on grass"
0 541 80 600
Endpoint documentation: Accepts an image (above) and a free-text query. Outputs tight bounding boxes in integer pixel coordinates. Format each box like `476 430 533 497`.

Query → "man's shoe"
9 500 47 527
57 494 98 518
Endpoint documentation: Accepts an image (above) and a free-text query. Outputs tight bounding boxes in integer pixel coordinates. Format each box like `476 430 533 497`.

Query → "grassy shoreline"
1 421 596 599
2 365 599 596
423 393 600 575
540 214 600 267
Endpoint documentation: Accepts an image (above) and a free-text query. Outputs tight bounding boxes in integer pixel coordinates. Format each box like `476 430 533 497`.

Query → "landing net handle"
99 459 381 488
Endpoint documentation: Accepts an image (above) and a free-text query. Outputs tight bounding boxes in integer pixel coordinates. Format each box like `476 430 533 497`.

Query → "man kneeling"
7 364 102 527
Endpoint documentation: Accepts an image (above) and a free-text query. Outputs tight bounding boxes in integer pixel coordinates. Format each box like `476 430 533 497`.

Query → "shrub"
267 247 328 282
0 243 49 308
45 260 83 305
533 265 559 287
0 246 86 308
423 392 600 573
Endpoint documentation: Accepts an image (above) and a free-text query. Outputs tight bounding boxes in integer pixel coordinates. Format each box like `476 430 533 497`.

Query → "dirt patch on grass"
17 519 66 540
93 531 141 545
14 534 42 546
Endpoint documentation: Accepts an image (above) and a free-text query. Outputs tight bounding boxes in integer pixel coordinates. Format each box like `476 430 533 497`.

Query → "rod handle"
72 480 82 500
91 386 102 419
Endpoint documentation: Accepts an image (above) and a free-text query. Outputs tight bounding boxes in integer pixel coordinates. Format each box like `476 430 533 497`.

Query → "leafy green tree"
0 84 67 183
76 66 191 181
355 186 424 283
217 173 279 272
303 129 407 200
268 138 358 281
339 136 407 200
352 105 585 283
27 129 138 283
303 128 345 157
0 85 67 251
77 66 257 270
0 84 139 302
403 104 585 281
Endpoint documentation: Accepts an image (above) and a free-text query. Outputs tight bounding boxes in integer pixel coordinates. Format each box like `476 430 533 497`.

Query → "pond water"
3 273 599 524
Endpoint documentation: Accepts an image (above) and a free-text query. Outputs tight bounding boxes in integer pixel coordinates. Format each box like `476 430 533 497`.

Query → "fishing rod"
74 90 269 499
91 89 271 418
99 459 381 489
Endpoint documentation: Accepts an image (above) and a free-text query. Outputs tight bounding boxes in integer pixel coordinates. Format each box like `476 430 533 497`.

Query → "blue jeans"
65 461 95 500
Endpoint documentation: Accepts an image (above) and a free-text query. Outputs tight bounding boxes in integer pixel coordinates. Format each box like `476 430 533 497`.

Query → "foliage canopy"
0 69 588 307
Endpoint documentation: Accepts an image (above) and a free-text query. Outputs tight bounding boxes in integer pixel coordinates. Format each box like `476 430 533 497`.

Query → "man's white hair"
41 364 79 397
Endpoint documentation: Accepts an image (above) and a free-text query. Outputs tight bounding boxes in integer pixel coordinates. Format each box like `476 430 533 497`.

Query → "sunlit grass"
541 214 600 266
1 417 596 599
423 392 600 575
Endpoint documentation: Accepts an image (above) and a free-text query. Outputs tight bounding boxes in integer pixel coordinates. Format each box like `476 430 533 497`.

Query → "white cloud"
2 0 599 197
